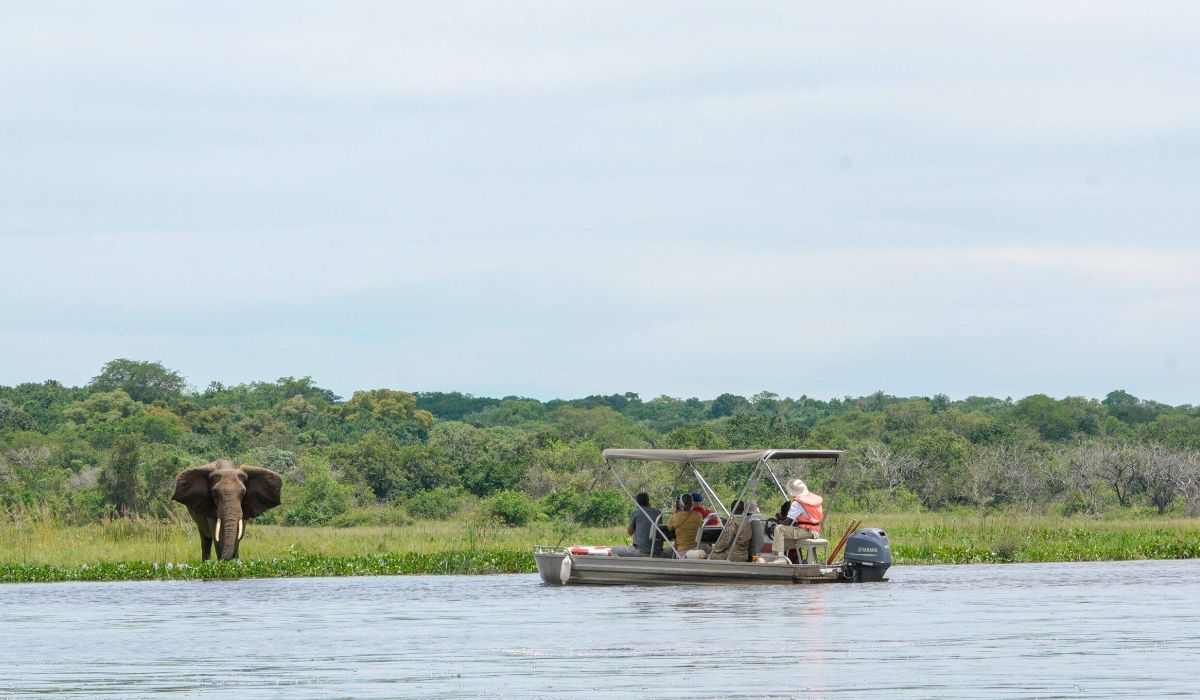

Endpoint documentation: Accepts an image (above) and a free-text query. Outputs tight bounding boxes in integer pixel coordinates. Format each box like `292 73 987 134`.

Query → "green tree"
415 392 501 421
328 430 408 502
231 411 292 449
429 422 533 496
1102 389 1160 425
0 400 34 433
551 406 652 449
883 400 933 434
88 359 188 404
1013 395 1072 441
100 435 142 516
330 389 433 427
63 390 144 447
709 393 750 418
897 427 969 508
465 397 546 426
276 396 318 428
1138 414 1200 451
397 444 459 493
721 412 807 449
661 426 728 450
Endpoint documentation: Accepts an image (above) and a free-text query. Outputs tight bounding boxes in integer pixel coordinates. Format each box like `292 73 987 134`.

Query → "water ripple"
1 560 1199 698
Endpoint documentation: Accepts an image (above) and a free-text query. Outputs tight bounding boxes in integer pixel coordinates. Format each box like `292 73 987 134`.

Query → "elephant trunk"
217 504 242 561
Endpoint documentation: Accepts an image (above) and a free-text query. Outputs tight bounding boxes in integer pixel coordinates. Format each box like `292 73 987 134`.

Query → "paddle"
827 519 861 564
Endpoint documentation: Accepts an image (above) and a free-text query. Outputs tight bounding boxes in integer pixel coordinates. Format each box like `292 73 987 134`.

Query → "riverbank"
1 513 1197 583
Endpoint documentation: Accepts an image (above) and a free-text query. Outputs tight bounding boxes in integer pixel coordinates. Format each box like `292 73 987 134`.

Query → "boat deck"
534 547 847 586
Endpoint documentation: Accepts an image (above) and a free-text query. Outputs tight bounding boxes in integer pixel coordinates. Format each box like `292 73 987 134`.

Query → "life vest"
569 545 612 556
790 492 824 532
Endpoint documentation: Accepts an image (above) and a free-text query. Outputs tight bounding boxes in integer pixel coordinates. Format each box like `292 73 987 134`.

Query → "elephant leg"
201 536 212 561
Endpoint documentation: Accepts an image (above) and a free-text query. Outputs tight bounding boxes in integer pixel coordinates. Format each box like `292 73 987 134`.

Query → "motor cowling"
842 528 891 582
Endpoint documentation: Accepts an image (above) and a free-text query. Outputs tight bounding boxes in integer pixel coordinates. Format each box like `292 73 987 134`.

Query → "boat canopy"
601 448 844 463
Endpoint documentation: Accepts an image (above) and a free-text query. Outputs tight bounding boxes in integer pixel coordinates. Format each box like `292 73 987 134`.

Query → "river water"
1 559 1198 698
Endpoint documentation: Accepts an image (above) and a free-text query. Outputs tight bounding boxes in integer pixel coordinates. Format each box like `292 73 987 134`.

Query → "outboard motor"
842 528 891 582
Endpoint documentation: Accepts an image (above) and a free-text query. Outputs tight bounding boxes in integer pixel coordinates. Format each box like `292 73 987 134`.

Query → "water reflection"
1 559 1198 698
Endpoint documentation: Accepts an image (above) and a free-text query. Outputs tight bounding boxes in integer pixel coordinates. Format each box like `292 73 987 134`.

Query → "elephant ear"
242 466 283 519
173 462 218 515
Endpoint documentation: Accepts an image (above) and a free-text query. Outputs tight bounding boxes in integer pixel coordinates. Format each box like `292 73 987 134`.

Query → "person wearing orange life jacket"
769 478 823 558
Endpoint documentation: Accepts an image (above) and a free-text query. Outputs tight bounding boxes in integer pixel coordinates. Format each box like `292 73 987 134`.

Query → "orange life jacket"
791 492 824 532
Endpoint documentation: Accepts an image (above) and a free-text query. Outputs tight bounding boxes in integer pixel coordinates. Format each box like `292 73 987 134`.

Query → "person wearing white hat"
770 478 824 558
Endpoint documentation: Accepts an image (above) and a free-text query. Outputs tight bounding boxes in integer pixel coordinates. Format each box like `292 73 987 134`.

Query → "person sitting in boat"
613 492 661 557
763 500 790 541
769 479 823 558
690 492 720 526
707 499 753 562
665 493 704 556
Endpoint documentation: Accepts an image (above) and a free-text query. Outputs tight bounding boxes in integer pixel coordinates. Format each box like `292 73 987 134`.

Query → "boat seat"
797 538 829 565
749 517 768 555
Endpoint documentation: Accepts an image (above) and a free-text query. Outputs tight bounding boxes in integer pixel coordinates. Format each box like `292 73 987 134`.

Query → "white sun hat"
785 478 809 498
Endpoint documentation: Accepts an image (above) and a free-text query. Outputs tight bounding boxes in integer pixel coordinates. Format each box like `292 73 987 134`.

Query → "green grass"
1 513 1197 583
821 513 1200 564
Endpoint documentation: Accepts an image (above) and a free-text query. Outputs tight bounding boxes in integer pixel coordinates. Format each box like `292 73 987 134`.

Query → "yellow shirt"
668 510 703 550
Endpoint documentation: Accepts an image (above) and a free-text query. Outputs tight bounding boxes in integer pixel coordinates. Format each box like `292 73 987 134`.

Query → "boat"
534 448 892 586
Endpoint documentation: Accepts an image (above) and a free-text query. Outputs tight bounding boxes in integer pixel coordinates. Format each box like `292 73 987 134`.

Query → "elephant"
172 460 283 561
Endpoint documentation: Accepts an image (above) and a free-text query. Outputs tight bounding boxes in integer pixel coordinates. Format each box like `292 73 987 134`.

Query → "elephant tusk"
214 519 222 543
237 519 244 541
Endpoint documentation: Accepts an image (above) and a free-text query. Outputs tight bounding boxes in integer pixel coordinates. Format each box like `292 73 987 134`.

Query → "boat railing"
533 545 569 555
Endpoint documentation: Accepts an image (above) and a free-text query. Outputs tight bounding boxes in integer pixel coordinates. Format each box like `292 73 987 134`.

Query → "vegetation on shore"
2 514 1197 583
3 358 1199 584
3 360 1200 528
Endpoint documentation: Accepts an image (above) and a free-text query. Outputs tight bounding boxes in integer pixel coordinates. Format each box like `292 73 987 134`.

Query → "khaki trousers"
771 524 815 555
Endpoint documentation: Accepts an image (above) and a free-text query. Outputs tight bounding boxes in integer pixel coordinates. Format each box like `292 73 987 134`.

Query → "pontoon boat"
534 449 891 586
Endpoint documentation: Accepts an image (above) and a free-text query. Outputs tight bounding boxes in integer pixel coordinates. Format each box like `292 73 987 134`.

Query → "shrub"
407 487 467 520
540 489 582 519
482 490 540 526
283 463 353 526
578 489 628 526
242 446 299 472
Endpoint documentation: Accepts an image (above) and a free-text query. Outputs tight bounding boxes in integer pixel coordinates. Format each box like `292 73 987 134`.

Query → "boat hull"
533 547 866 586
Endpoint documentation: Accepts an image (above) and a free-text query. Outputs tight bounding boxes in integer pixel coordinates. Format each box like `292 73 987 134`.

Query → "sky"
2 2 1198 404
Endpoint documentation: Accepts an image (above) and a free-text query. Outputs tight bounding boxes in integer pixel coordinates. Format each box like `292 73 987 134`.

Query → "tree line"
2 359 1199 527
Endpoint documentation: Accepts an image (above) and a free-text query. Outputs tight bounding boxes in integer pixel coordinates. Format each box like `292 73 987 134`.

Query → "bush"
482 490 540 526
407 487 467 520
540 489 582 519
242 446 299 472
283 463 353 526
578 489 628 526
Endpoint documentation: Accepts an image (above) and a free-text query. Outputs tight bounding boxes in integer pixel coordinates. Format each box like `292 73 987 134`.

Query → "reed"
1 513 1196 583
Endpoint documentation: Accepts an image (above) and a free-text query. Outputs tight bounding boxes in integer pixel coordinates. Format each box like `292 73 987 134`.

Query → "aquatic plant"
2 514 1197 583
0 549 536 583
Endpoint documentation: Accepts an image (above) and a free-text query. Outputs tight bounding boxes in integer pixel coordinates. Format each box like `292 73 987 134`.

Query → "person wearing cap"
690 492 716 523
770 478 824 559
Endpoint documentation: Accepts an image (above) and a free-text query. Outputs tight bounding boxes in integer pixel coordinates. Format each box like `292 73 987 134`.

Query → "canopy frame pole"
761 458 789 499
714 458 763 561
818 454 848 530
607 459 677 558
690 466 729 518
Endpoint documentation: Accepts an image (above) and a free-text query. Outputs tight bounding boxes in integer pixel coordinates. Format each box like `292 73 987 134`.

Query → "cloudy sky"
2 2 1197 403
